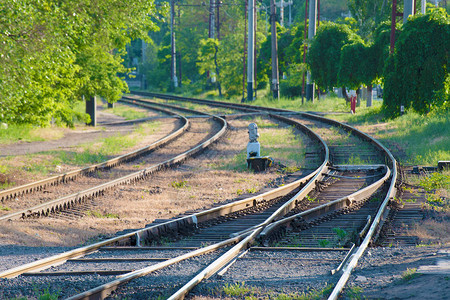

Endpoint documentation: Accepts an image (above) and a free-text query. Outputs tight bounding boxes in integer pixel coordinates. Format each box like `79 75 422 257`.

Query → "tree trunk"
366 84 373 107
342 87 349 102
356 87 361 107
214 44 222 97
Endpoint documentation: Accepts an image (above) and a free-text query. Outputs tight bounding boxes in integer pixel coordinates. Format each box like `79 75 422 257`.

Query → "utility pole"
254 2 258 98
301 0 309 105
421 0 427 14
247 0 255 102
280 0 284 27
209 0 215 39
306 0 317 102
404 0 415 23
242 1 248 100
216 1 221 40
170 0 178 88
270 0 279 99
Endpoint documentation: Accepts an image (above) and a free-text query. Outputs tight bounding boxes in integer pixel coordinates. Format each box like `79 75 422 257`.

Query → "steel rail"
0 107 224 221
65 234 248 300
0 101 329 279
328 134 398 300
0 105 188 204
259 165 390 242
166 116 331 299
10 102 330 299
130 91 399 299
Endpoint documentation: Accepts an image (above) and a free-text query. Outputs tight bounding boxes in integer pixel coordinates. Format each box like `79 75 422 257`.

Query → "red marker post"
350 96 356 114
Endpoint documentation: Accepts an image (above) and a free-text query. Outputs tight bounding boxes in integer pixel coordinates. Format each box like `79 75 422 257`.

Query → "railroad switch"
246 123 273 172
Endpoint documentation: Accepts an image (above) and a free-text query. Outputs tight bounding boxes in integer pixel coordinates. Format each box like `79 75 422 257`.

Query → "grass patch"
418 171 450 212
170 180 189 189
0 124 65 145
401 268 419 281
105 105 149 120
220 121 305 172
221 283 334 300
0 205 11 211
86 210 119 219
223 282 253 297
33 286 60 300
155 89 448 166
9 120 162 178
345 286 364 300
252 94 353 113
419 172 450 192
273 284 334 300
332 108 449 165
318 239 330 248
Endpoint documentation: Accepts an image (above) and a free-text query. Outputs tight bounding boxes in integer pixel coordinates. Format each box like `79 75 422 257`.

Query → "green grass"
272 284 334 300
9 121 162 178
220 282 334 299
0 124 65 145
33 286 60 300
222 282 253 297
86 210 120 219
417 171 450 212
192 89 448 166
252 94 354 113
401 268 419 281
170 180 189 189
219 120 305 172
0 205 11 211
345 286 364 300
332 108 450 165
419 172 450 192
105 105 149 120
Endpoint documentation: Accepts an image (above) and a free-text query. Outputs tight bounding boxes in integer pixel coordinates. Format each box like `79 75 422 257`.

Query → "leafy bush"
383 9 450 117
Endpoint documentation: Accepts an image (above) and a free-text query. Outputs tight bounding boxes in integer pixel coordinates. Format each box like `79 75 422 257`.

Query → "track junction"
0 92 436 299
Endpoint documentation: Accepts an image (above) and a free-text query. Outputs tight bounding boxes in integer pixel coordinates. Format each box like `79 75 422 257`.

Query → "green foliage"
383 9 450 117
318 239 330 247
0 205 11 211
307 22 362 91
273 284 334 300
223 282 252 297
347 0 392 39
106 106 148 121
0 0 158 126
333 227 348 240
345 286 364 299
401 268 419 281
86 210 120 219
170 180 188 189
419 172 450 192
338 41 372 89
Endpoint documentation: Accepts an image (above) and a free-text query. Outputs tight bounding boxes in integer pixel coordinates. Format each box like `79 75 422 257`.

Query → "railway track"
0 101 227 221
123 92 398 299
1 92 400 299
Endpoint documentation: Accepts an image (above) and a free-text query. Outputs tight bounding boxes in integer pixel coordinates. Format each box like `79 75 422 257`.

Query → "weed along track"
0 92 402 299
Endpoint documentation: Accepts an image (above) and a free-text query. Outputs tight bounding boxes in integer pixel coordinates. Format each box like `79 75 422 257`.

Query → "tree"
0 0 158 126
307 22 362 100
383 8 450 117
347 0 392 39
